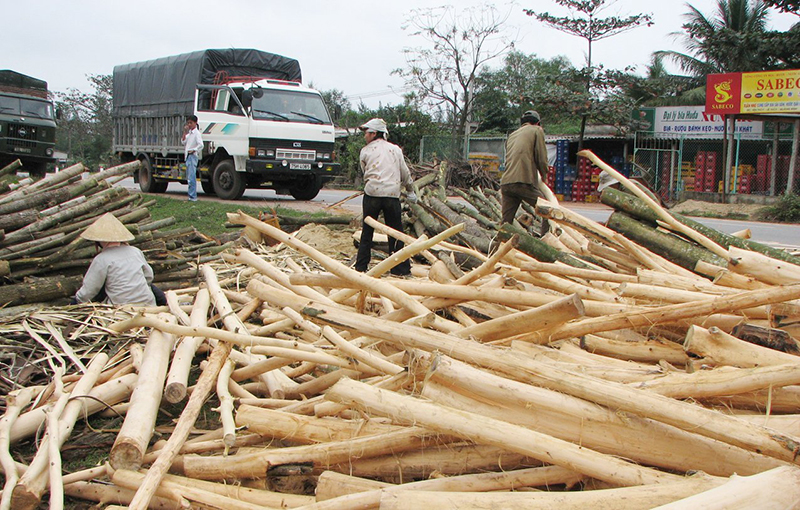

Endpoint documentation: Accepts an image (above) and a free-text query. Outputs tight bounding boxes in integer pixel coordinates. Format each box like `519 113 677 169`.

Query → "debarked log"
256 288 800 465
326 379 682 487
378 475 723 510
182 427 448 480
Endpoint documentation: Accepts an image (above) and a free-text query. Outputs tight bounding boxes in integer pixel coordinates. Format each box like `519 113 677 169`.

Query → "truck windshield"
250 89 331 124
0 95 54 119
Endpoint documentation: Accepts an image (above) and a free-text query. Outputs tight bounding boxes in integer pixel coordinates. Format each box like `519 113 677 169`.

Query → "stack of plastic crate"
694 151 719 192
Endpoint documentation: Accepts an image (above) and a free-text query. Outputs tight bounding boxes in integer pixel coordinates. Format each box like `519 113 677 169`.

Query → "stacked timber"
0 160 231 308
2 151 800 509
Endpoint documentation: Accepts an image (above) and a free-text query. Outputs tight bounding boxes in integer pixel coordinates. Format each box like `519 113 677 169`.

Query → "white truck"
112 49 339 200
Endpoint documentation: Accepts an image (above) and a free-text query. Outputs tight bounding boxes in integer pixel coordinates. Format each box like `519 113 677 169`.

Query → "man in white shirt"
182 114 204 202
355 118 417 275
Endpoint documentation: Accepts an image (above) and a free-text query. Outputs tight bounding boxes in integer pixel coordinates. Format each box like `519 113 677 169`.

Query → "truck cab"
0 71 57 176
195 79 338 200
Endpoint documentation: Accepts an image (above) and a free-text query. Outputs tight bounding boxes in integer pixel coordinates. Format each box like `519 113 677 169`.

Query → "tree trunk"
602 187 800 267
0 275 83 306
498 223 591 269
606 212 727 271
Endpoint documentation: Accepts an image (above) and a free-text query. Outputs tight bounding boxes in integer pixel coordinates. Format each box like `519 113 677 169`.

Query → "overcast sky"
5 0 798 108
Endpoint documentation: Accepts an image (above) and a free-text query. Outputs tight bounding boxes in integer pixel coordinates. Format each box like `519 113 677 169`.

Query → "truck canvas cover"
113 49 302 117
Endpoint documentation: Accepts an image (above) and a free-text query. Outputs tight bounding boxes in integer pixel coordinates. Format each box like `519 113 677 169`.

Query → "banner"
741 70 800 114
652 106 763 139
706 69 800 115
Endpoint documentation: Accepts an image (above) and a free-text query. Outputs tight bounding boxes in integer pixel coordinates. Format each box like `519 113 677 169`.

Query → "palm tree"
656 0 771 76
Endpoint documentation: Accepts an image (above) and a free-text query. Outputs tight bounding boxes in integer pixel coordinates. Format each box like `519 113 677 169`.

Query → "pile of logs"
410 160 499 192
2 151 800 509
0 159 231 309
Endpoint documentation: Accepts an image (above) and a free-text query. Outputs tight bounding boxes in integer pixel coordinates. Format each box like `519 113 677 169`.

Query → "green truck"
0 70 58 176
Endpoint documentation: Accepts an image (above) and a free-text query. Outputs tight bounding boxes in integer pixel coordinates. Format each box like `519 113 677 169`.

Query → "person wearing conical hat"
72 213 160 306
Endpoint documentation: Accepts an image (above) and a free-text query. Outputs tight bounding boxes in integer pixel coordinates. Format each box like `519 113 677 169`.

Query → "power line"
346 86 413 100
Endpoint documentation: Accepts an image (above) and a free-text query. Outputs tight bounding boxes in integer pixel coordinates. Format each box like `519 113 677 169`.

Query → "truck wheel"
138 158 168 193
212 160 245 200
289 176 321 201
201 179 216 195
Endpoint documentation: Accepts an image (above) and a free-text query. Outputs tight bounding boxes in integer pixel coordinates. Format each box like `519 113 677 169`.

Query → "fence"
419 136 507 169
634 130 799 203
421 130 799 204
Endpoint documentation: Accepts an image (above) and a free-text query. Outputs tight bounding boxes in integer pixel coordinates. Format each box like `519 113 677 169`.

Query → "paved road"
117 178 800 252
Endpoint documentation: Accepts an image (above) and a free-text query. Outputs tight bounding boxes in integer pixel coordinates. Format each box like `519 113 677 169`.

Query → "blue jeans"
186 154 198 200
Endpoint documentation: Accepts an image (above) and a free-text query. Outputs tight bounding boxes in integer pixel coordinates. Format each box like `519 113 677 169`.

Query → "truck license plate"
289 163 311 170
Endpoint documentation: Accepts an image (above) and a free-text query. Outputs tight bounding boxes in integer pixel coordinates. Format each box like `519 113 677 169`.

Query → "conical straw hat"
80 213 134 242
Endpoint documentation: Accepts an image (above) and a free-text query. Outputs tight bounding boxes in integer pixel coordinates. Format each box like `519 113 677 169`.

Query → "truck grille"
8 123 38 141
276 149 316 161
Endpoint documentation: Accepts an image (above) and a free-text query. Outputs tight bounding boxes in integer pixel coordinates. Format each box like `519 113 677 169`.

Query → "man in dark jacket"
500 110 550 236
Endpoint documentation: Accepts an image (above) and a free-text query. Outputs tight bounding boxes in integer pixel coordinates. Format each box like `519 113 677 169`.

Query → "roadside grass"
142 194 333 237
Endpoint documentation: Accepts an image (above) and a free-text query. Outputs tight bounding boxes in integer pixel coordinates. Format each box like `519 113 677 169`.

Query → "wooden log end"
164 382 187 404
109 440 144 471
9 485 41 510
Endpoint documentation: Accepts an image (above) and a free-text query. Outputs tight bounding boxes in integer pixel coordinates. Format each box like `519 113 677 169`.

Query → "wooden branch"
326 378 682 487
13 354 108 510
215 359 236 454
728 246 800 285
182 427 440 480
227 211 459 333
164 289 211 403
236 404 402 444
422 354 777 477
685 325 800 368
0 388 33 510
457 293 585 342
110 322 175 470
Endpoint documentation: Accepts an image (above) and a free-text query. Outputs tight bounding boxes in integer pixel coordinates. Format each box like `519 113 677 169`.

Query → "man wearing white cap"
355 118 417 275
72 213 161 306
500 110 550 236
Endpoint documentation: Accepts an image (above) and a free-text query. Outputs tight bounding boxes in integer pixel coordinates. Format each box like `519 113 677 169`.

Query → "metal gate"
633 132 682 203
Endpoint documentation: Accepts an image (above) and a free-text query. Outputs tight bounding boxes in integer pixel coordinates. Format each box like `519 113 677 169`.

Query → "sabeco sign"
706 70 800 115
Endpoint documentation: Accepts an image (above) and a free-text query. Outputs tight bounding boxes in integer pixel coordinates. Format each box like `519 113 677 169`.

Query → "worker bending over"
72 213 165 306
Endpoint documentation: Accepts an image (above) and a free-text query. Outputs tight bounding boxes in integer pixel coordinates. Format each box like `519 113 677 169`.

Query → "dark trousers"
355 194 411 275
500 182 549 235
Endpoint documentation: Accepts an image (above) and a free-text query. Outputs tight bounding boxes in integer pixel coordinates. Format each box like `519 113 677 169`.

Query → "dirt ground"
669 199 766 218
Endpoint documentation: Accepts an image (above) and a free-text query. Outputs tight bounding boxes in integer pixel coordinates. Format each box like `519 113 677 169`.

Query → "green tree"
318 88 351 124
395 4 514 155
329 97 442 183
620 54 704 107
655 0 772 76
55 74 114 170
761 0 800 13
524 0 653 148
473 51 582 134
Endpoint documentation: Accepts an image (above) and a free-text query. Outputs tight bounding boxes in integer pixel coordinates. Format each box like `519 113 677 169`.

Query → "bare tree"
525 0 652 148
395 4 514 155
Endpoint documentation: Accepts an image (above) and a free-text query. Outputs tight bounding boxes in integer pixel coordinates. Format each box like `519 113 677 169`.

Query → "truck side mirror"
55 108 63 120
241 90 252 109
